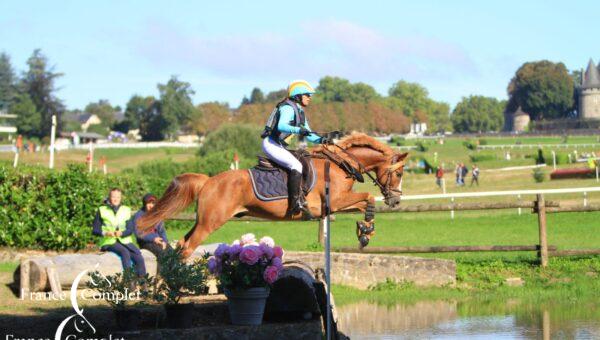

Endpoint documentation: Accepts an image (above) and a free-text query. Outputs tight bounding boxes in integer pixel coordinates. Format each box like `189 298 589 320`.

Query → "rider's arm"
276 105 301 134
303 120 322 143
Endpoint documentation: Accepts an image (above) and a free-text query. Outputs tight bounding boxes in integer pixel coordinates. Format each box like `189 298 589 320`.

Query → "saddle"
248 150 317 202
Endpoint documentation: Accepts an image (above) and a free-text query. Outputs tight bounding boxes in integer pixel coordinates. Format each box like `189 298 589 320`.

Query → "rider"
261 80 331 215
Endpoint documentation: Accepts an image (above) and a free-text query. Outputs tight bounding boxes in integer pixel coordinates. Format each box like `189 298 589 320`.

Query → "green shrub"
0 164 145 250
532 168 546 183
478 139 488 145
389 136 406 146
415 141 428 152
463 139 477 150
199 124 262 159
469 153 496 162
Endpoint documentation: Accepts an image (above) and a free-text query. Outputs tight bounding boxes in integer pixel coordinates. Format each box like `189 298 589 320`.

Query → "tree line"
0 49 583 140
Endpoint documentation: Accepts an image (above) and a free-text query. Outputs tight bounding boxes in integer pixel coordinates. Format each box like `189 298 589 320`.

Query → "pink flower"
272 257 283 269
240 233 256 245
207 257 220 274
263 265 279 284
260 243 274 259
259 236 275 247
227 244 243 257
214 243 229 258
239 245 261 265
273 246 284 259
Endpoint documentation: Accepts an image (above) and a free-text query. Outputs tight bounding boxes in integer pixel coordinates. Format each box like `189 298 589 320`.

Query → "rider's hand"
299 126 311 137
320 136 333 144
115 230 122 237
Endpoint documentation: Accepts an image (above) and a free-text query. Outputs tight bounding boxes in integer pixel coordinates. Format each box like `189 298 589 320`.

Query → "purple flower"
207 257 220 274
272 257 283 269
259 236 275 247
239 245 261 265
227 244 243 257
260 243 274 259
263 265 279 284
273 246 284 259
214 243 230 258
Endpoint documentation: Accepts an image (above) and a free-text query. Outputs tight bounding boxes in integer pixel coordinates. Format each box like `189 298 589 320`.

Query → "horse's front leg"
332 192 377 247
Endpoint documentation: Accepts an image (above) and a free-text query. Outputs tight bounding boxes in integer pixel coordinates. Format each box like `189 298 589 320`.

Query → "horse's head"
374 152 408 208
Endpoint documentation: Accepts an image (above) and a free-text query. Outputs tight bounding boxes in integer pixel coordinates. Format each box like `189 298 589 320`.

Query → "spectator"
92 188 146 277
132 193 172 258
471 164 480 186
460 163 468 186
435 166 444 188
455 163 461 186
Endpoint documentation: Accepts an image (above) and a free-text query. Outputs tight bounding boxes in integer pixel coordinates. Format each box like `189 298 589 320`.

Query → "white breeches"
262 137 303 173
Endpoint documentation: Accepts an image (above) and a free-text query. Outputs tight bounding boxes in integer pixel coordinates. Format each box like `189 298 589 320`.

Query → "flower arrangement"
208 233 284 289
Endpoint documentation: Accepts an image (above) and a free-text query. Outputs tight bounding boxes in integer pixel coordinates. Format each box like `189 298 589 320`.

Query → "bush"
415 141 429 152
463 139 477 150
389 136 406 146
532 168 546 183
199 124 262 159
478 139 488 145
469 153 496 162
0 164 146 250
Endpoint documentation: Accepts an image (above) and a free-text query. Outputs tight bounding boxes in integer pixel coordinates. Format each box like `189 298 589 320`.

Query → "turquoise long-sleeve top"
276 103 322 143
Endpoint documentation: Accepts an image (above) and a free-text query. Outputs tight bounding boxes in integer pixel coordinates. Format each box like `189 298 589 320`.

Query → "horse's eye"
396 172 402 178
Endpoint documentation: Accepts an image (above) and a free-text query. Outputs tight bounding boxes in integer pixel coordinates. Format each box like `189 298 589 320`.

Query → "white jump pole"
88 142 94 173
13 150 19 168
551 151 556 170
596 165 599 183
49 115 56 169
324 161 332 340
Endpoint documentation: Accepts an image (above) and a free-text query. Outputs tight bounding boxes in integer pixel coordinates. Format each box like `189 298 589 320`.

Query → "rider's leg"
262 137 305 214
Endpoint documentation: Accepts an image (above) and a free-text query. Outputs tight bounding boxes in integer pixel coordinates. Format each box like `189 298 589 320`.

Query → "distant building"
503 106 530 133
579 58 600 119
78 114 102 132
0 111 17 136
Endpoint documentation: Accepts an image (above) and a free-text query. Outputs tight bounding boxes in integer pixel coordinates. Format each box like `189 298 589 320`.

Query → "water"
337 300 600 339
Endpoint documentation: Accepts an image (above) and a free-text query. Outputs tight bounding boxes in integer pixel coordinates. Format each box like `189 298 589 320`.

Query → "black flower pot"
114 308 141 331
164 303 194 328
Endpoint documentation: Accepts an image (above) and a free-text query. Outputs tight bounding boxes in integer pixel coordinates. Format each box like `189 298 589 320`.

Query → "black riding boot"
287 170 306 216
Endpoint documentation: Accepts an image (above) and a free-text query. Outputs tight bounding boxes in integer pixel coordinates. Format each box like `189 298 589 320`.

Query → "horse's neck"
344 146 387 171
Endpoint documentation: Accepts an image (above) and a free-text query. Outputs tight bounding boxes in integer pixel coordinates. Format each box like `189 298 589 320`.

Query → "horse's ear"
393 152 409 163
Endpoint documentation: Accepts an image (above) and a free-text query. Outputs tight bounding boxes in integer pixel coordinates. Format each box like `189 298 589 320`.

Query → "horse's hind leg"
180 195 240 258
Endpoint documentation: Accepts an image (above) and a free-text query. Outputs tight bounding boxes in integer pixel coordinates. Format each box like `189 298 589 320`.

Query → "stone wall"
580 88 600 119
286 251 455 289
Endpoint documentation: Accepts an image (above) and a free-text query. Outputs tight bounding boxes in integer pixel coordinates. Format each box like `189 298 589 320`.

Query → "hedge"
0 164 146 250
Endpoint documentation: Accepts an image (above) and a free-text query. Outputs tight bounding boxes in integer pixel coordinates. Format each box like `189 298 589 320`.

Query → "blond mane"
312 132 394 156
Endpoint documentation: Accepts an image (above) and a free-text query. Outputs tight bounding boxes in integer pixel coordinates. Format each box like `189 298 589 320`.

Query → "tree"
316 76 379 103
388 80 430 119
134 96 165 141
198 124 262 159
427 101 452 133
0 52 16 111
249 87 265 104
265 89 287 102
21 49 65 137
13 93 40 136
507 60 574 120
157 76 195 137
451 95 505 133
192 102 231 135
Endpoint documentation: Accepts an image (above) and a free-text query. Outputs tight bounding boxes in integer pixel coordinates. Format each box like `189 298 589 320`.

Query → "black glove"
320 136 333 144
299 126 311 137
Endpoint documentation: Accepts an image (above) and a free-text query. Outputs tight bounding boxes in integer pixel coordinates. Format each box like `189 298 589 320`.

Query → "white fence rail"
477 143 600 150
57 142 200 151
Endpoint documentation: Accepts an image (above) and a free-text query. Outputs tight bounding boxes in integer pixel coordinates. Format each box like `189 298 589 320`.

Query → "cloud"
134 19 478 83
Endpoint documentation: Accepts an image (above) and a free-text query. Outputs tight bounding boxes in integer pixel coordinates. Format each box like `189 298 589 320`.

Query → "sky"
1 0 598 111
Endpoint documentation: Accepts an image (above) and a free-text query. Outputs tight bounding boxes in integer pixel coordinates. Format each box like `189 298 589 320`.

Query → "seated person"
132 193 172 258
92 188 146 277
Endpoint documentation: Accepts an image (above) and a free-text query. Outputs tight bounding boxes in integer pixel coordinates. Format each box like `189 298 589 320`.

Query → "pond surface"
337 300 600 339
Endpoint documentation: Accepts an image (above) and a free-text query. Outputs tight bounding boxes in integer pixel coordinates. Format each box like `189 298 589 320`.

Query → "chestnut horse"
137 133 408 258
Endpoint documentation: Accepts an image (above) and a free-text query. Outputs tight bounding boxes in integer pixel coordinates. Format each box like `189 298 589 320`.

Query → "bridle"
327 144 404 201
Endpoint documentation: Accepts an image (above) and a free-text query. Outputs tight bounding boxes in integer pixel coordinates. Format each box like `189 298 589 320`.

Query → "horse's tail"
136 173 210 234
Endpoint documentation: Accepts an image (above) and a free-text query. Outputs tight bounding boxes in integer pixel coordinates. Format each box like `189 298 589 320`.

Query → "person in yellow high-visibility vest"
92 188 146 276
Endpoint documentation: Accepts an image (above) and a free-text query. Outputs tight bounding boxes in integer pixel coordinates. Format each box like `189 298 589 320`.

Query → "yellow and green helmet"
287 79 316 98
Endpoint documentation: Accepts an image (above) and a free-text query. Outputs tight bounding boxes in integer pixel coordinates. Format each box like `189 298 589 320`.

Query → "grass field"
0 147 197 172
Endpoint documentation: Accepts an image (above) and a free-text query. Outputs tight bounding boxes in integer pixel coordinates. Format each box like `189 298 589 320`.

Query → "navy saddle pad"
248 160 317 202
